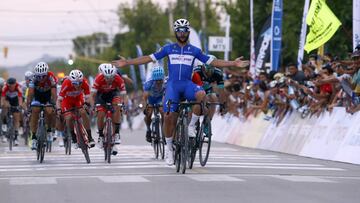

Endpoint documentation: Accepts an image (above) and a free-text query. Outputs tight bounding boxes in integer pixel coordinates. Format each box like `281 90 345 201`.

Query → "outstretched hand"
112 55 127 68
234 56 250 68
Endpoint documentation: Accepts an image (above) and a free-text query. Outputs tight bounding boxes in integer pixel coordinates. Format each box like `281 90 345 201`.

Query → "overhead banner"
270 0 283 72
354 0 360 50
249 0 256 77
304 0 342 53
136 44 147 88
255 17 272 74
297 0 310 70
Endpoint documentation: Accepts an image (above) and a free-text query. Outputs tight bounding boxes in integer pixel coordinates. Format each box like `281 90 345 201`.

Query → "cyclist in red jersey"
1 78 23 145
93 64 126 155
56 69 95 148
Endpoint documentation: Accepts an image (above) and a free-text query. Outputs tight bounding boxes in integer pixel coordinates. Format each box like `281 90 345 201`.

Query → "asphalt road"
1 128 360 203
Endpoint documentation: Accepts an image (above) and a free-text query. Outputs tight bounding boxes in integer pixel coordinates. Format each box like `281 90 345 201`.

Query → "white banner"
354 0 360 50
297 0 310 70
249 0 256 78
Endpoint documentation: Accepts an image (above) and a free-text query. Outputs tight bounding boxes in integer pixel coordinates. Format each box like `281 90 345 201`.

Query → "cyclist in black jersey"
192 57 227 118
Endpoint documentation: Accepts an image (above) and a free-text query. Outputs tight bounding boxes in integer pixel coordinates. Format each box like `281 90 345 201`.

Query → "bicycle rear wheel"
188 137 196 169
199 118 212 167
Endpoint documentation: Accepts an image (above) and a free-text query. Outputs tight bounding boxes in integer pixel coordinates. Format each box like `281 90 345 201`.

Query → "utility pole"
168 2 174 33
224 14 231 61
184 0 188 19
199 0 206 31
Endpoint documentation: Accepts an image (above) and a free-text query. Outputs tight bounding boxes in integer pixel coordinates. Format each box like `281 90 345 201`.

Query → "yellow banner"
304 0 341 53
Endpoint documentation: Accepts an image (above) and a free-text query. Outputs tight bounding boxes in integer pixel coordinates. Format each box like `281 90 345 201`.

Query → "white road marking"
187 175 244 182
98 175 149 183
9 177 57 185
272 175 336 183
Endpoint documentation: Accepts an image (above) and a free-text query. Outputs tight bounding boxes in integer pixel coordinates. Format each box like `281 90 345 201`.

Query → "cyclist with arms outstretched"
112 19 249 165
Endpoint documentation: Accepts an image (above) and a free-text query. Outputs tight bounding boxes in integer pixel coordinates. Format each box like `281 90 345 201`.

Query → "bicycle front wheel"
8 118 14 151
180 117 189 174
76 123 91 164
199 118 212 167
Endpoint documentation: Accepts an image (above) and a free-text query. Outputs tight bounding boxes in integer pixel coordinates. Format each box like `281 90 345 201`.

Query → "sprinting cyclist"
192 57 227 119
1 78 23 146
143 66 166 143
112 19 249 165
27 62 57 150
56 69 95 148
92 64 127 155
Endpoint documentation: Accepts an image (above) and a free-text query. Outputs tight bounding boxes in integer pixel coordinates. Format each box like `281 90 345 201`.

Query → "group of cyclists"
0 18 249 166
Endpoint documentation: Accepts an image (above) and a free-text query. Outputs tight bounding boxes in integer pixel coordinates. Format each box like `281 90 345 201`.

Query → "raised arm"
112 56 153 68
210 57 249 68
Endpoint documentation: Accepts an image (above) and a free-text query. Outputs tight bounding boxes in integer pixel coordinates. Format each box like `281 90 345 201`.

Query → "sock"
71 130 76 143
165 137 173 150
31 132 37 140
114 123 120 134
146 124 151 132
98 129 104 137
14 130 18 140
86 129 93 141
189 114 200 127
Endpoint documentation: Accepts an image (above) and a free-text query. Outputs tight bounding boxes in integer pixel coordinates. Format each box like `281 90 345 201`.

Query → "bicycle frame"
96 102 123 163
63 107 91 163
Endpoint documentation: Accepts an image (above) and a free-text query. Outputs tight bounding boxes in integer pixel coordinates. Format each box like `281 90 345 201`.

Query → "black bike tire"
199 118 212 167
188 137 196 169
158 120 165 160
77 123 91 164
106 119 112 164
180 117 188 174
152 120 159 159
174 123 181 172
8 118 14 151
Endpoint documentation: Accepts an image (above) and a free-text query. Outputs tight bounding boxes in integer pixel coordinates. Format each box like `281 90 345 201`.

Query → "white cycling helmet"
34 62 49 76
173 18 190 31
69 69 83 82
99 63 116 78
0 77 4 86
25 71 34 80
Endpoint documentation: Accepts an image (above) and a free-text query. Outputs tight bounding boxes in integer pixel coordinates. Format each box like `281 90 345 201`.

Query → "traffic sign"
208 36 232 52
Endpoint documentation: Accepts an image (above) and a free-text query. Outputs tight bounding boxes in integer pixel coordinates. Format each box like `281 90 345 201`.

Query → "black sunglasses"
175 27 189 33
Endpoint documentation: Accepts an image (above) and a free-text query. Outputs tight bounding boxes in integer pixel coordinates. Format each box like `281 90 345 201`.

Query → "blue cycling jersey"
150 43 213 81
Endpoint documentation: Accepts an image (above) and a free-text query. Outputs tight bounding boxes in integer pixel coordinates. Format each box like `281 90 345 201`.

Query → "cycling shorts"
95 90 122 112
61 97 84 115
147 96 162 106
34 90 51 104
163 80 203 112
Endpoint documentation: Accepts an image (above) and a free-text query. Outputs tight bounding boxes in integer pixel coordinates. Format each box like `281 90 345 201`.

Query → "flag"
136 44 147 88
129 64 138 91
156 43 164 67
297 0 310 70
249 0 256 77
304 0 341 53
270 0 283 72
354 0 360 51
255 17 272 74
